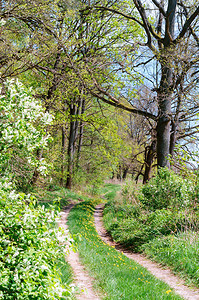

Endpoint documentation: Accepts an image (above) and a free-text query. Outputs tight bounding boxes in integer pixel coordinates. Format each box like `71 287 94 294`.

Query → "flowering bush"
0 79 74 299
0 79 53 188
0 180 74 299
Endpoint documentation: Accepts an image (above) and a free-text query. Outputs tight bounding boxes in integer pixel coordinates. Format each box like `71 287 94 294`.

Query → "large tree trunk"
170 87 182 158
156 0 177 168
170 120 177 158
157 76 172 168
60 125 66 186
143 139 156 183
66 100 81 189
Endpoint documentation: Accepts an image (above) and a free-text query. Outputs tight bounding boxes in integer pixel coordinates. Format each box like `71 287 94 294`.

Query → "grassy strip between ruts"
67 200 183 300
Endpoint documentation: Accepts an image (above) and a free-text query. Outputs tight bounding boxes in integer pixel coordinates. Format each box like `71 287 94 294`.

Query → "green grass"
142 231 199 288
34 186 86 210
67 200 183 299
103 196 199 289
56 255 75 300
99 183 121 201
33 186 81 298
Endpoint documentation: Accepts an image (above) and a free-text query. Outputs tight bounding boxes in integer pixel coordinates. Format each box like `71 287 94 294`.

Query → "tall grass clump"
142 232 199 287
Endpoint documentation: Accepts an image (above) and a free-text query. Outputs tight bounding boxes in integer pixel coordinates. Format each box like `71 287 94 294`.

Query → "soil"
94 204 199 300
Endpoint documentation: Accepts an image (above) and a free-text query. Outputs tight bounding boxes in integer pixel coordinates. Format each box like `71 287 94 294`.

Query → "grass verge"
34 186 80 298
99 183 121 201
34 186 86 210
103 199 199 288
142 231 199 288
67 200 183 300
57 255 75 300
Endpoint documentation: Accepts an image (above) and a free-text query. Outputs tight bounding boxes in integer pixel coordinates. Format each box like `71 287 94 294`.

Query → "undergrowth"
33 186 86 210
142 232 199 288
0 183 74 299
67 200 182 299
102 170 199 288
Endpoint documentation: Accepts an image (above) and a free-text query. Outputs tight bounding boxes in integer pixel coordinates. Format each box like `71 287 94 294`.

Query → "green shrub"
103 201 199 251
0 181 73 299
139 168 194 210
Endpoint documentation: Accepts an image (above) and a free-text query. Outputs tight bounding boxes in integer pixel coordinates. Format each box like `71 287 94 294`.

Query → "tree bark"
157 74 171 168
157 66 172 168
66 99 81 189
143 140 156 183
122 166 129 180
76 98 85 170
60 125 66 186
156 0 177 168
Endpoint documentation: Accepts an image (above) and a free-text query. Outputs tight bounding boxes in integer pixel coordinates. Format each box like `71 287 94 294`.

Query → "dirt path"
58 205 101 300
94 204 199 300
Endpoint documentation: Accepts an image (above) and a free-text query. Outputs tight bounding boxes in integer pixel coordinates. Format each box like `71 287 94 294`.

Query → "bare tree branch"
175 5 199 43
93 6 144 27
151 0 166 17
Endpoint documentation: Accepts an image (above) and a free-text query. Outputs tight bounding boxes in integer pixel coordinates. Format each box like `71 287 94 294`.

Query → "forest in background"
0 0 198 190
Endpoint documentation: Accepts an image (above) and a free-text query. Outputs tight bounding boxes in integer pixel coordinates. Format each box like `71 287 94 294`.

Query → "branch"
178 129 199 140
93 6 144 27
133 0 159 50
89 89 157 120
133 0 152 47
151 0 166 17
175 5 199 43
177 1 199 46
62 45 157 121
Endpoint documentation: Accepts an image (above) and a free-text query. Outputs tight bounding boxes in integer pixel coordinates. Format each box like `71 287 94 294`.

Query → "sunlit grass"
99 183 121 201
67 201 183 299
56 255 76 300
34 186 86 210
142 231 199 288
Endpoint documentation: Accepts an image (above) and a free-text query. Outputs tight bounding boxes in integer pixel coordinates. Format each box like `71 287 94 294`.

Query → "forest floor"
59 201 199 300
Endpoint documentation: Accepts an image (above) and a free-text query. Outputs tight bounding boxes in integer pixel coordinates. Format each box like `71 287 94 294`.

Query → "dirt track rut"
94 204 199 300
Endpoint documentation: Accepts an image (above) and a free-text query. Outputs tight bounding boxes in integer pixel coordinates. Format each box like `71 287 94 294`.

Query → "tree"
1 0 198 187
78 0 199 169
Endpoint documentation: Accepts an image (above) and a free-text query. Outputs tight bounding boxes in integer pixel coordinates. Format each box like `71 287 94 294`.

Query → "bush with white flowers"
0 180 73 299
0 80 74 299
0 79 53 188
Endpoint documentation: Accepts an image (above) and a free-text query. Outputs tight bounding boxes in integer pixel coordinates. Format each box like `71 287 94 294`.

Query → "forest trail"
59 202 199 300
94 204 199 300
58 205 101 300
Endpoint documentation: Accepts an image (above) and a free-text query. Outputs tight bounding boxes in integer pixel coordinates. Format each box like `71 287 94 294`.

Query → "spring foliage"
0 79 53 184
0 79 72 299
0 182 72 299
